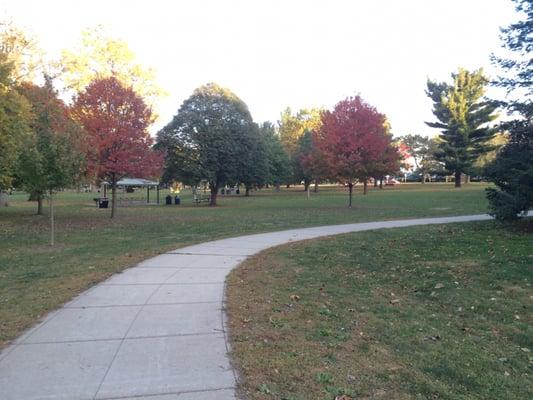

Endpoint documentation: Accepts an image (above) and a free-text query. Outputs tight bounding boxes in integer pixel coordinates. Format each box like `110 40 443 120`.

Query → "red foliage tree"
317 95 396 206
369 143 402 190
71 76 163 218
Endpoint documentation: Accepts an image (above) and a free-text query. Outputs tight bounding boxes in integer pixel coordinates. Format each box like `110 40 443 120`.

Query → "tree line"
156 83 402 207
0 0 531 221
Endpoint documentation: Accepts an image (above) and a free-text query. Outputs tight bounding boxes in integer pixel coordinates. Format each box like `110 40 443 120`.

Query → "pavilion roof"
115 178 159 186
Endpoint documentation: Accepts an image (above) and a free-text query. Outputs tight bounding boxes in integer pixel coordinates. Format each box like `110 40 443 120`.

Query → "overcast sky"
1 0 519 136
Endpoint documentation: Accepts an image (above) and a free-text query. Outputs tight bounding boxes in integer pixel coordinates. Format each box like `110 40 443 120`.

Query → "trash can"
174 196 181 205
165 195 172 205
98 198 109 209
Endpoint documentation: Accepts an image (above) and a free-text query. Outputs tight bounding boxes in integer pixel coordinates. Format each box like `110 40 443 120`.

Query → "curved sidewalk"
0 213 494 400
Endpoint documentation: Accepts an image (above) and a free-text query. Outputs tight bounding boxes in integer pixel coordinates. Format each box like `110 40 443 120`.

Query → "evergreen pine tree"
426 68 498 187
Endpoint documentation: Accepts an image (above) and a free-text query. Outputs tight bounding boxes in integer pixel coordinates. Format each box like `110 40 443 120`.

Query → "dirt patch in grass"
226 221 533 400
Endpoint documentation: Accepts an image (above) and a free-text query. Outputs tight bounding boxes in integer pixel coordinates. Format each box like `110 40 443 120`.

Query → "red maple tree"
317 95 396 206
71 76 163 217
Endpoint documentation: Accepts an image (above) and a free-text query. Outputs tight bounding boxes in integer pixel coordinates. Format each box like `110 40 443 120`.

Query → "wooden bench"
193 194 211 205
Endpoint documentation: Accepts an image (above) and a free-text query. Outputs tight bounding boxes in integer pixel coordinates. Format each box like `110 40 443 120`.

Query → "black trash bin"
174 196 181 205
98 198 109 209
165 195 172 205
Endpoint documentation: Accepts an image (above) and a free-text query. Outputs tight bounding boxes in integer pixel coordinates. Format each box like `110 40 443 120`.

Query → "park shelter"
104 178 160 205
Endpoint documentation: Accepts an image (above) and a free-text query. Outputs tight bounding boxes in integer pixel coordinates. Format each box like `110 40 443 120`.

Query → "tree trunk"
49 191 55 246
373 178 378 187
245 186 250 197
29 191 39 201
306 185 310 200
274 183 281 192
37 194 43 215
363 180 368 195
421 173 426 184
455 171 462 188
110 174 117 218
348 182 353 208
379 178 383 189
0 190 9 207
209 184 218 206
465 175 470 184
303 180 310 192
313 180 318 193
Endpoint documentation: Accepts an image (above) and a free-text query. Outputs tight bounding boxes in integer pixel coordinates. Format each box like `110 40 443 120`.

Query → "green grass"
0 183 489 347
226 220 533 400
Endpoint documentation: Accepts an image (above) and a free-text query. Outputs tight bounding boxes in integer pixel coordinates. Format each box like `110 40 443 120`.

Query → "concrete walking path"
0 213 495 399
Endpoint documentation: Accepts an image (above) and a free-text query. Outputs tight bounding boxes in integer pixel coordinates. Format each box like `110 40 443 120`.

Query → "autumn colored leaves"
72 77 163 217
316 96 400 206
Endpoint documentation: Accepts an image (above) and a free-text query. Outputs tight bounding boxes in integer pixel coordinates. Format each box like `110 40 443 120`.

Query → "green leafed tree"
156 83 257 206
426 68 498 187
400 134 443 183
278 107 323 186
485 0 532 219
16 78 86 217
259 121 291 190
293 129 329 193
237 124 269 196
0 53 32 206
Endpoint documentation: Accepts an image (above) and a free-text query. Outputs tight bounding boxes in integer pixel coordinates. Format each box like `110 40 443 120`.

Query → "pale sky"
1 0 519 136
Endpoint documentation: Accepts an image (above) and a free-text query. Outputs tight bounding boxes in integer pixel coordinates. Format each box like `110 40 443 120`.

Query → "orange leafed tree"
71 76 163 218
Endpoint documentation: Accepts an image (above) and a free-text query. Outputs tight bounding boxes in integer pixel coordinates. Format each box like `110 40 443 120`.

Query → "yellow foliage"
278 107 322 155
59 26 166 111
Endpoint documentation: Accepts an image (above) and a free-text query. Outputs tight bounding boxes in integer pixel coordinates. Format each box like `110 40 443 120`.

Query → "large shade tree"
317 95 396 207
486 0 532 219
0 53 31 206
426 68 498 187
157 83 257 206
72 76 163 218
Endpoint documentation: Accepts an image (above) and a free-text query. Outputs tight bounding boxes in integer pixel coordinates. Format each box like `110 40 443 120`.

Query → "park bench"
193 194 211 205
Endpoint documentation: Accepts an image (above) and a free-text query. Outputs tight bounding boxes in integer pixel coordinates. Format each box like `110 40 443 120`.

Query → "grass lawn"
226 220 533 400
0 183 489 347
